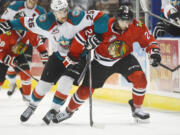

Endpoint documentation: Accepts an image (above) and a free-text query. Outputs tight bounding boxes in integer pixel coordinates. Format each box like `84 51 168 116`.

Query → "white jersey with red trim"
1 1 46 20
10 10 109 57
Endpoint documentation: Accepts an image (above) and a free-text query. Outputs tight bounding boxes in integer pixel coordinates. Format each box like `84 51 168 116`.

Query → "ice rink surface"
0 89 180 135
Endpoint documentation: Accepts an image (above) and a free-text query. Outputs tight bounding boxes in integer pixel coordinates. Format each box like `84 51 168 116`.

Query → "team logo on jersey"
71 10 81 17
58 36 71 48
39 14 47 22
108 40 129 58
11 42 28 55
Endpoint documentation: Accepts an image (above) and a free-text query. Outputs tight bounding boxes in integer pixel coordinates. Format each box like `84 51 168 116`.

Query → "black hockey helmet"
116 5 133 21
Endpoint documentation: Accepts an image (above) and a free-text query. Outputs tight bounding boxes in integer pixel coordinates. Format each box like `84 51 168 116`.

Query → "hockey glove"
63 54 79 69
153 21 165 39
150 48 161 67
14 11 26 19
2 55 17 67
40 51 48 65
84 34 103 50
0 21 12 34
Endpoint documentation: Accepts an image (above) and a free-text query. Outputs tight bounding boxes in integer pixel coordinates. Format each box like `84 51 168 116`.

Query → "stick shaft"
16 65 39 82
88 51 93 127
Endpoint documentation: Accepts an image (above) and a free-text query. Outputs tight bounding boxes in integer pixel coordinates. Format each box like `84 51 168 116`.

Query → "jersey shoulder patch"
36 12 56 31
8 1 25 11
94 14 109 34
67 10 85 25
134 20 143 28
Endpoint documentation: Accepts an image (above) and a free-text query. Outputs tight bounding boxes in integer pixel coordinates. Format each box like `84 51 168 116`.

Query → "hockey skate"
7 83 17 96
128 99 150 123
52 108 74 123
19 87 30 102
42 109 59 125
20 103 37 122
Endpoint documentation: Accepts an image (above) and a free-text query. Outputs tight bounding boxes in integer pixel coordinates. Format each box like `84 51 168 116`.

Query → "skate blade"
133 117 150 124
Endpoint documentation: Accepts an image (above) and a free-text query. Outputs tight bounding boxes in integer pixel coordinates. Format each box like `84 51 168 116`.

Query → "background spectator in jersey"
153 0 180 38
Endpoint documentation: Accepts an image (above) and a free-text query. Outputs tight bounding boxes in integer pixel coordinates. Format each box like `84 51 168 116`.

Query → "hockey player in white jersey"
0 0 109 124
1 0 46 20
153 0 180 38
1 0 46 96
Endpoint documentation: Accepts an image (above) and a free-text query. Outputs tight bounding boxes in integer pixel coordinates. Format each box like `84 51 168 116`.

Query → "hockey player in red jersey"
52 5 161 123
0 29 48 102
0 0 46 96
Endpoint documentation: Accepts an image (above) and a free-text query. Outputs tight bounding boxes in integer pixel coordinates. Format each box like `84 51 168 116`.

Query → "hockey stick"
15 65 39 82
159 63 180 72
87 50 93 127
76 60 89 85
139 0 180 28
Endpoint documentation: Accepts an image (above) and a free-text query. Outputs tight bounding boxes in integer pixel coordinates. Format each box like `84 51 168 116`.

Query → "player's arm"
63 29 88 68
36 36 49 65
0 38 16 67
28 31 48 65
0 13 56 37
1 1 18 20
137 22 161 67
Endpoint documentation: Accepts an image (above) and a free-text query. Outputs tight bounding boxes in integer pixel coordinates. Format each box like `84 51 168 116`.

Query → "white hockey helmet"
50 0 68 11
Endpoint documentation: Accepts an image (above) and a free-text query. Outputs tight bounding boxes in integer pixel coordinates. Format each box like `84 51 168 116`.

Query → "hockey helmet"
50 0 68 11
116 5 133 21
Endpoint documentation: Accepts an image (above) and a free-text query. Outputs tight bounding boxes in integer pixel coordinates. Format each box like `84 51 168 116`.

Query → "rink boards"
1 79 180 112
2 38 180 112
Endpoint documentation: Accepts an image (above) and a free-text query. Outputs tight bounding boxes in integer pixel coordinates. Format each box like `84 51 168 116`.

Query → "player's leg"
14 55 31 102
6 67 17 96
43 58 87 124
52 60 112 123
20 53 66 122
119 54 149 122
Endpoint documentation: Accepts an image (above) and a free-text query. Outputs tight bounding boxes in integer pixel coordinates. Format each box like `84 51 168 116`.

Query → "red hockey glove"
40 51 48 65
2 55 16 67
150 48 161 67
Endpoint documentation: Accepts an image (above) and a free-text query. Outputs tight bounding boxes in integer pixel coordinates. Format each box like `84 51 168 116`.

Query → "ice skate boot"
52 108 74 123
20 103 37 122
19 87 30 102
7 83 17 96
128 99 150 123
42 109 59 125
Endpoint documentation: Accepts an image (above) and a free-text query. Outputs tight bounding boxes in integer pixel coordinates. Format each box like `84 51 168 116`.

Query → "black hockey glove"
150 48 161 67
84 34 103 50
153 21 165 39
14 11 26 19
0 21 12 34
2 55 17 67
40 51 48 65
